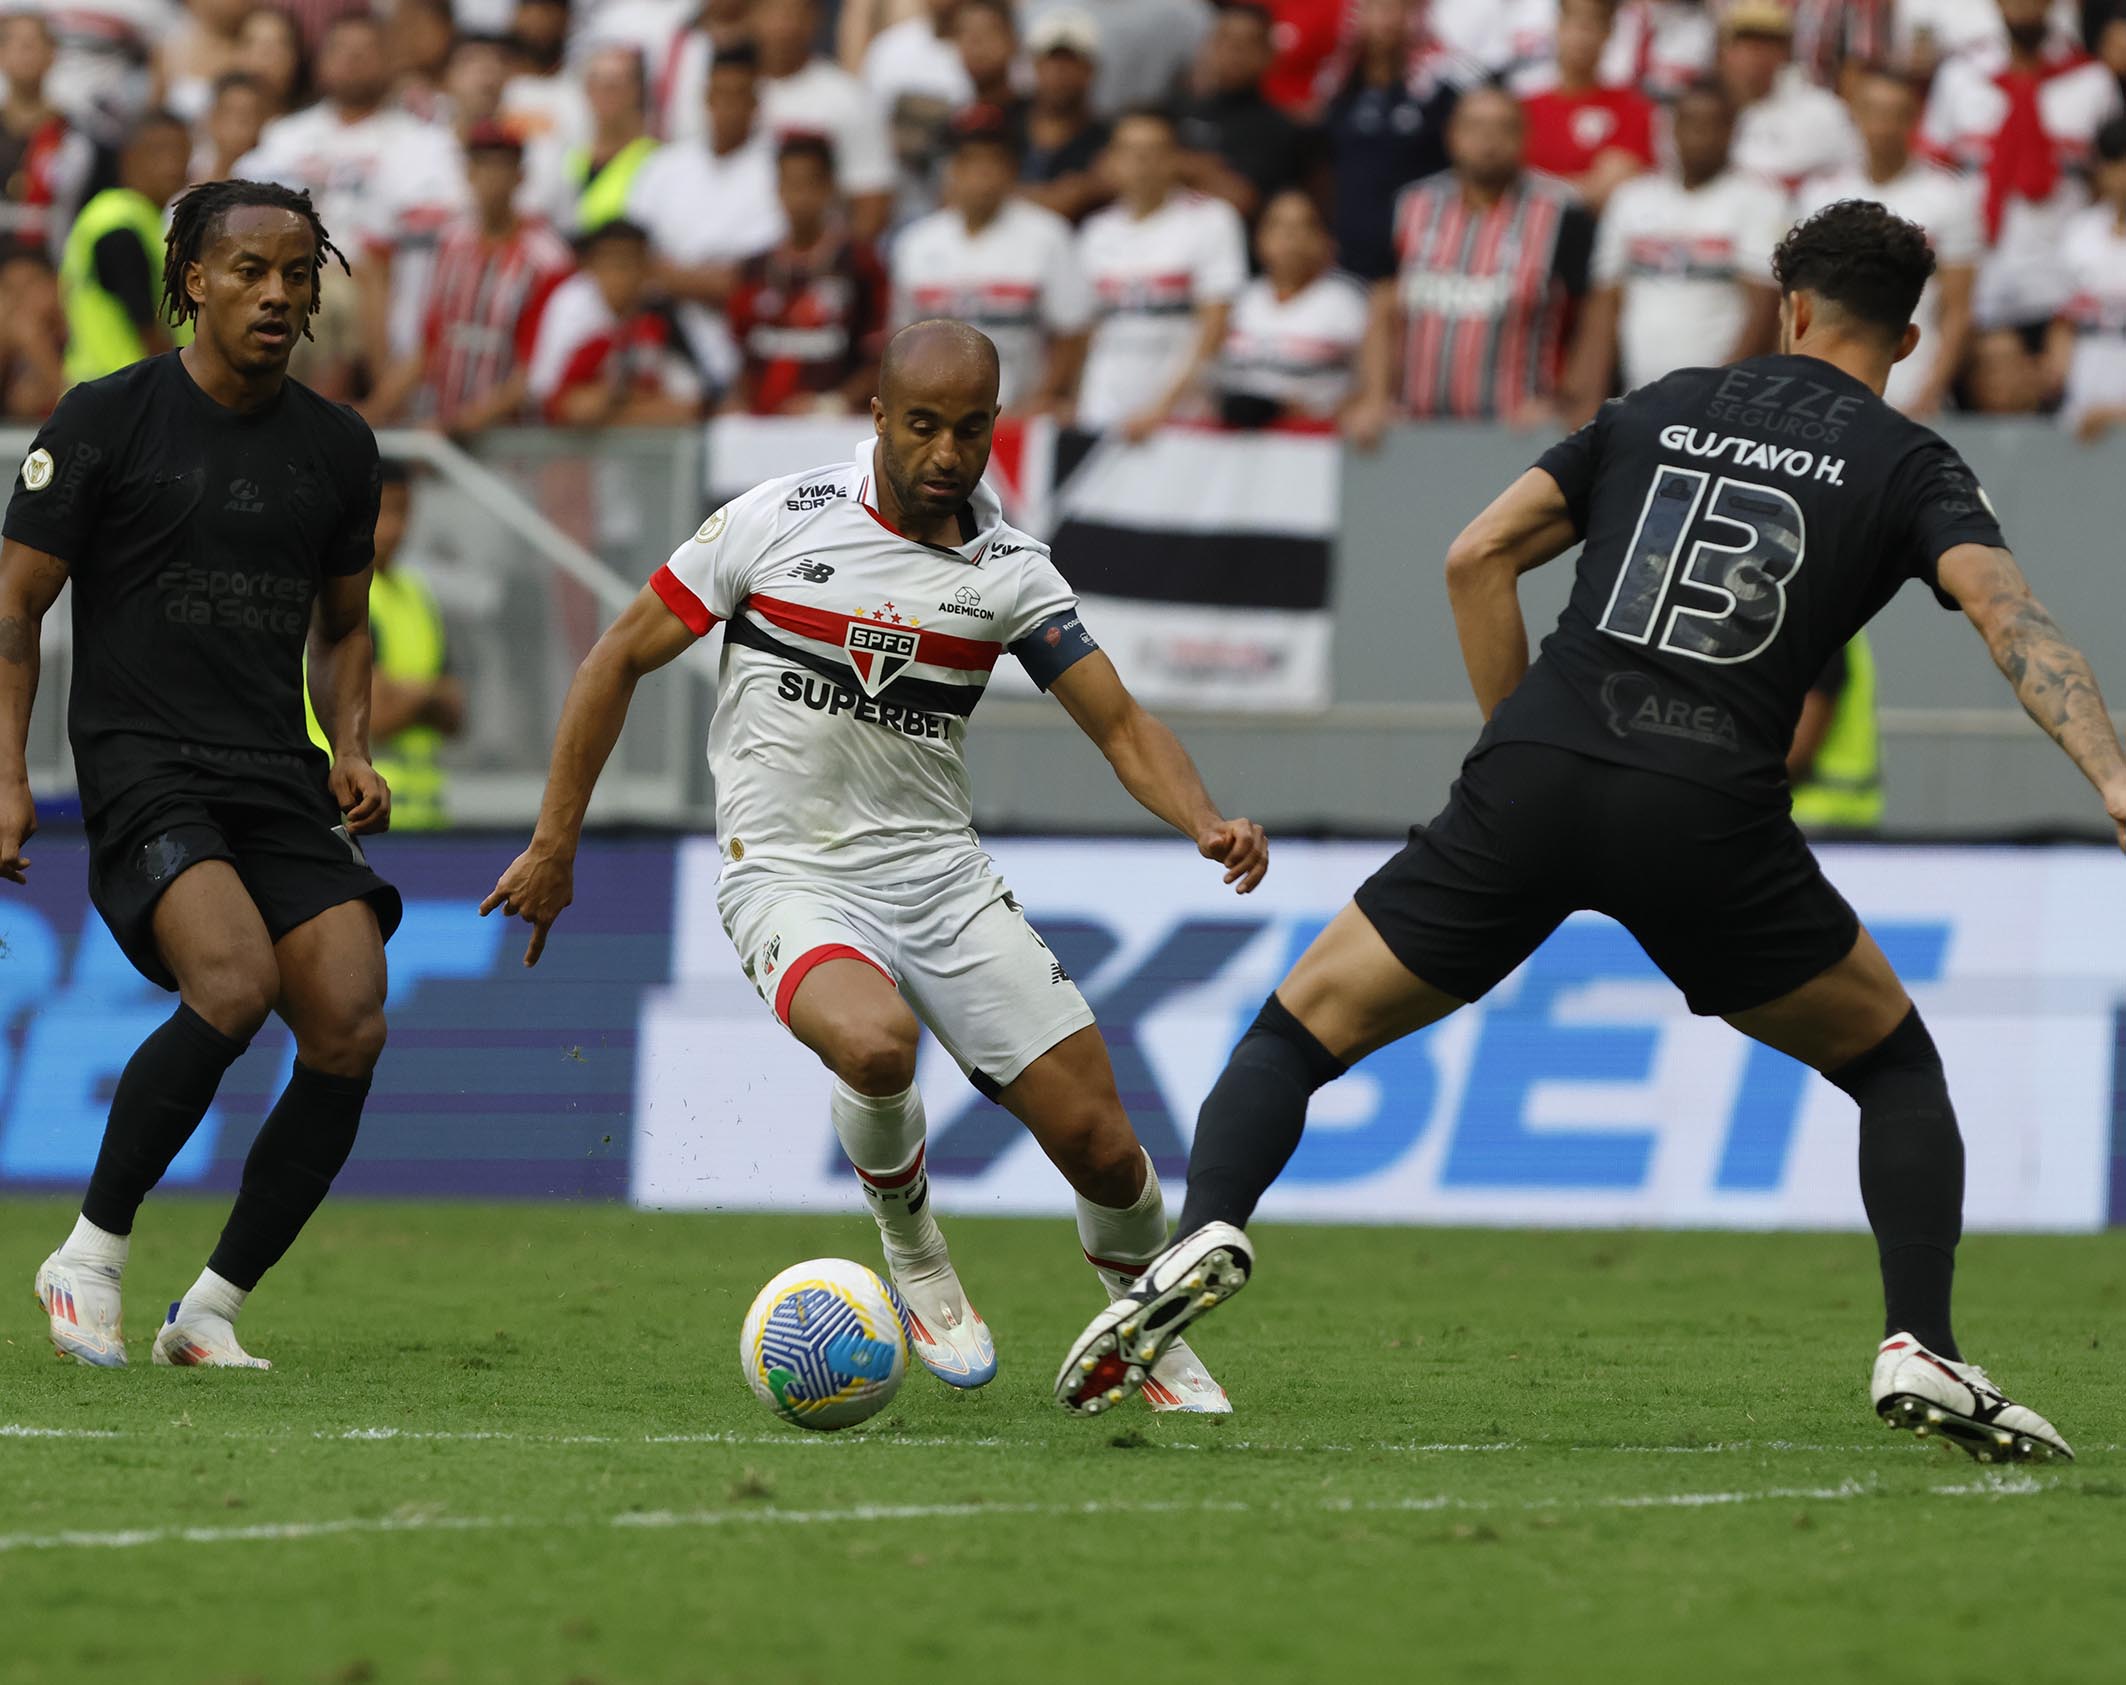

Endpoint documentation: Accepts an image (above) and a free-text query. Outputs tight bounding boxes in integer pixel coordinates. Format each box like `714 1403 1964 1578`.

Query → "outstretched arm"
481 583 702 961
0 538 68 882
1937 542 2126 848
1048 651 1267 892
1445 468 1583 719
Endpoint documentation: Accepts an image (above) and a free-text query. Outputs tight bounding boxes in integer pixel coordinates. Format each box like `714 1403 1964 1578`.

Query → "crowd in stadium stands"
9 0 2126 439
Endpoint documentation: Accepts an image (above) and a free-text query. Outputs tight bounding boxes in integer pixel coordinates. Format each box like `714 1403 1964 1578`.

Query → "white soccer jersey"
650 440 1099 881
1920 37 2121 326
1075 191 1249 428
1594 169 1789 393
2056 204 2126 429
890 200 1092 412
1218 270 1370 418
1793 162 1981 413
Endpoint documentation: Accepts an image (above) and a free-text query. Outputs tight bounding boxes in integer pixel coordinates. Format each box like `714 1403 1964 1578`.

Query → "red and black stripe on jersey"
1391 174 1591 420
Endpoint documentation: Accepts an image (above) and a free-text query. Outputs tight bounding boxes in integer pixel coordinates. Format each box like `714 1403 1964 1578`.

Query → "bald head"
870 321 1002 538
879 319 1001 412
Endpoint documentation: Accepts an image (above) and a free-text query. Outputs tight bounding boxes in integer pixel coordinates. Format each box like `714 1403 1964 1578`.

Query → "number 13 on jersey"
1597 467 1807 665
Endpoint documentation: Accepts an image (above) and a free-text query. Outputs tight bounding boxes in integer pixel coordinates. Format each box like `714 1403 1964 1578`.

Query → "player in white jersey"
486 320 1268 1411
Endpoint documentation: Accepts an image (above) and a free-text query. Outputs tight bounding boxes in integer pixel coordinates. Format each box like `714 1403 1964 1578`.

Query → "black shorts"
1353 741 1859 1018
87 773 403 991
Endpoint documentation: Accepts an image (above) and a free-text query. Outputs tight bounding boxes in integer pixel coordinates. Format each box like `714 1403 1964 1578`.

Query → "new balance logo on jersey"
844 620 920 696
785 481 844 512
988 540 1029 559
936 585 995 621
784 559 836 584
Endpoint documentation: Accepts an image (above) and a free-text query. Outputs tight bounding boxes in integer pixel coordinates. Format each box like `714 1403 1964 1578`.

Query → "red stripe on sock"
774 943 894 1025
1084 1250 1149 1280
853 1142 926 1191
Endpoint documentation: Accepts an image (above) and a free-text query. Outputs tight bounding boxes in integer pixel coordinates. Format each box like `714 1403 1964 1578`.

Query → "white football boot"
1872 1333 2072 1462
1086 1256 1231 1414
152 1301 271 1370
885 1251 997 1389
1139 1336 1231 1414
34 1251 126 1368
1056 1222 1252 1415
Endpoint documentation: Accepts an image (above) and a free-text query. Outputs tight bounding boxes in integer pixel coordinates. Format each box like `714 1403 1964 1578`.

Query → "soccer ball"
739 1258 909 1431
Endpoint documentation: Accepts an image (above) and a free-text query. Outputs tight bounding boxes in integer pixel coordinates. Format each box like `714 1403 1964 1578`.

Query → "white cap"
1028 8 1101 60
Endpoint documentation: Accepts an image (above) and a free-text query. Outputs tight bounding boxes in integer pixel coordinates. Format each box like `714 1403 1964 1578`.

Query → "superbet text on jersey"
650 440 1098 881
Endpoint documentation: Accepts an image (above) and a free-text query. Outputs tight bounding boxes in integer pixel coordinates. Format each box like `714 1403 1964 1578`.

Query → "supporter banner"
1045 427 1336 710
0 833 675 1201
635 839 2126 1232
703 417 1337 709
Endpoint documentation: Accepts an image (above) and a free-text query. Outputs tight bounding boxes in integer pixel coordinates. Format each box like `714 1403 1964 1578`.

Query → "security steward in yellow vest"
1789 632 1883 833
305 462 464 827
59 110 193 382
565 45 659 232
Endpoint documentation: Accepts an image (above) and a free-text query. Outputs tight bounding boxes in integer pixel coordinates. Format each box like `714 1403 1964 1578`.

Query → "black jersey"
1479 354 2007 804
3 353 380 820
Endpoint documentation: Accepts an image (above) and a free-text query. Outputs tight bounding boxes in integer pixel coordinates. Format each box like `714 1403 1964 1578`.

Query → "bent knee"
183 960 280 1040
299 1005 388 1077
1048 1102 1142 1192
832 1016 920 1096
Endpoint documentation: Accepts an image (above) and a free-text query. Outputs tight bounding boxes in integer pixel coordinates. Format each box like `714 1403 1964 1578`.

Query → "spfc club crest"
844 618 920 696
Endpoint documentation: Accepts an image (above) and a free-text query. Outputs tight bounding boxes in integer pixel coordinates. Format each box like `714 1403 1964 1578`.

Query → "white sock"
832 1081 944 1263
178 1267 247 1326
61 1213 128 1273
1076 1150 1168 1300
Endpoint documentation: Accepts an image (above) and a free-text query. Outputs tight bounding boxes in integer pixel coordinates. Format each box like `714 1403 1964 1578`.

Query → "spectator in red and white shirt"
1073 106 1250 438
367 122 574 431
1597 1 1716 102
1259 0 1346 115
527 217 704 425
724 134 890 415
890 109 1091 415
627 41 785 390
2047 115 2126 437
0 12 92 262
753 0 896 242
1922 0 2121 409
1717 1 1861 191
1518 0 1655 214
1216 188 1369 428
1353 84 1595 431
237 12 469 390
1793 65 1979 416
1580 80 1787 403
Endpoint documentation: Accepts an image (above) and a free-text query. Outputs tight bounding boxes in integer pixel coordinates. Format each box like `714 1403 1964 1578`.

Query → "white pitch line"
8 1423 2113 1459
0 1473 2060 1556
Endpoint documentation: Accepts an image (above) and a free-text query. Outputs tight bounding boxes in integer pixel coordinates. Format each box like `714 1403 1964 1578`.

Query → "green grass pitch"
3 1195 2121 1685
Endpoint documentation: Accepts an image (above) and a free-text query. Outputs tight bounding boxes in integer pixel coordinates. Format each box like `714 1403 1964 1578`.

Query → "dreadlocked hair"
160 179 349 336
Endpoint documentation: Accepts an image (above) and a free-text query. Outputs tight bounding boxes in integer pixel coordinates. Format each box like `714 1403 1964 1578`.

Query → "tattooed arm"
0 538 70 882
1937 543 2126 849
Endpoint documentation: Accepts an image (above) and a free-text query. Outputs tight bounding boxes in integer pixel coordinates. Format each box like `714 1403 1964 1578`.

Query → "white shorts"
717 861 1097 1093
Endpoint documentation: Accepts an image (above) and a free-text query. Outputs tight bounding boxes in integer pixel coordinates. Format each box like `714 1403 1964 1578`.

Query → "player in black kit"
2 180 401 1370
1059 201 2126 1460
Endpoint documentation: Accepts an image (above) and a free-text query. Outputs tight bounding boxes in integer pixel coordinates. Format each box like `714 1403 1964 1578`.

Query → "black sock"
206 1062 371 1291
81 1005 250 1235
1177 994 1347 1234
1827 1008 1963 1361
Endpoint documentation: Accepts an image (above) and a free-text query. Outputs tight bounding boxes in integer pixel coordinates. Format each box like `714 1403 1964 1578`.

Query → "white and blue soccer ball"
740 1258 909 1432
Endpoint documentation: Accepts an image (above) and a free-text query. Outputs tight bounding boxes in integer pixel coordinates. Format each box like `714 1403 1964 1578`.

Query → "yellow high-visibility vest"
1792 633 1883 832
305 564 451 830
60 188 190 382
569 136 660 231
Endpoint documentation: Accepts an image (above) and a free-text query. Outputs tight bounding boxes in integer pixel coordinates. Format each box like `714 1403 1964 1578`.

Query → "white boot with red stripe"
852 1141 996 1389
1871 1332 2072 1462
34 1234 128 1369
1080 1153 1230 1414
